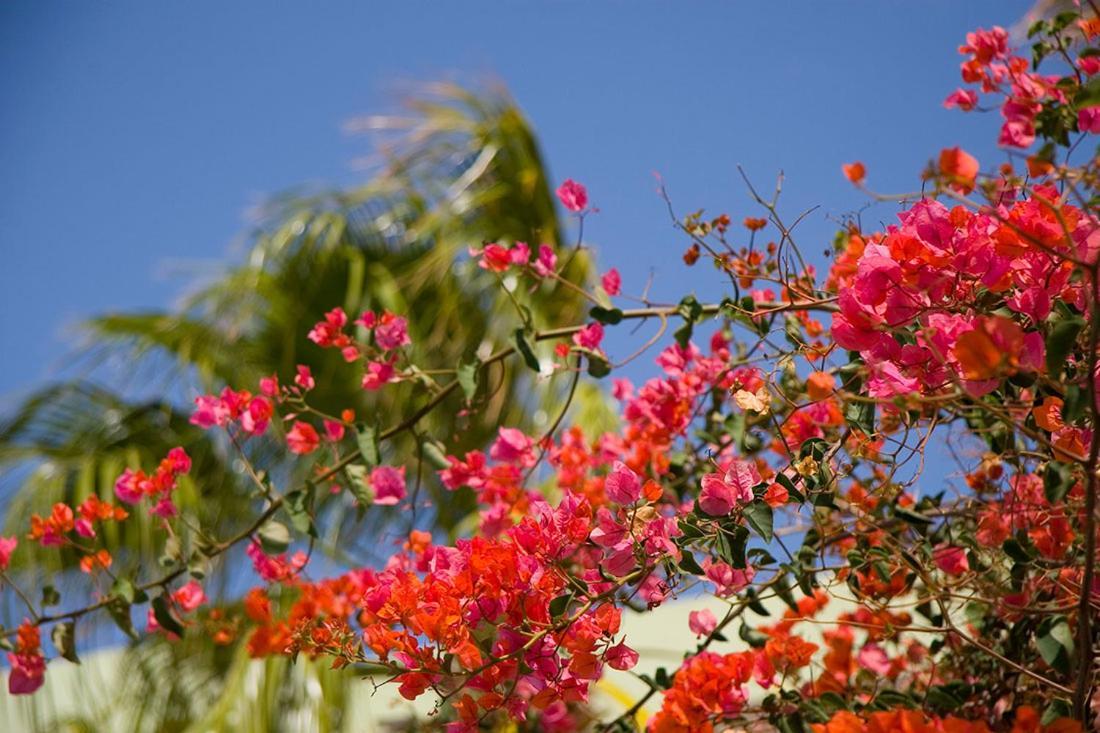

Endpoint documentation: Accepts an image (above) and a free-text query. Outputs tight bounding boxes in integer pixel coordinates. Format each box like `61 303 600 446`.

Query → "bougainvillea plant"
5 8 1100 733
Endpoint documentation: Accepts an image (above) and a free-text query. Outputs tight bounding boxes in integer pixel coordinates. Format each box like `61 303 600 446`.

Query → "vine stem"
1073 261 1100 720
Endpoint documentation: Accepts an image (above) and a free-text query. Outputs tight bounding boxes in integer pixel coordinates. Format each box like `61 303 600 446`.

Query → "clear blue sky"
1 1 1033 406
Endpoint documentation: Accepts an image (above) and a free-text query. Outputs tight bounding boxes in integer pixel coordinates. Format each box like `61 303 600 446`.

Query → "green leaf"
1063 384 1087 424
344 464 372 514
895 505 933 526
673 321 694 349
1004 535 1037 563
775 712 810 733
41 585 60 607
586 352 611 379
674 296 703 348
548 593 571 618
718 524 749 568
925 686 962 713
747 547 778 566
111 577 145 605
775 472 804 503
678 551 705 576
744 587 771 616
513 328 542 372
283 487 316 537
1046 317 1084 379
51 621 79 664
1043 462 1074 504
589 306 624 325
845 399 875 435
159 534 182 568
107 598 137 640
872 690 915 710
187 554 208 580
355 424 380 467
257 520 291 555
773 573 799 612
743 501 774 543
738 622 768 648
457 359 480 402
152 593 186 637
419 439 452 470
799 437 828 460
1041 699 1072 726
1036 616 1074 674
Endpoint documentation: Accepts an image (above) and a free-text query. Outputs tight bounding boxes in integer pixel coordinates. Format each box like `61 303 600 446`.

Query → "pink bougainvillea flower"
726 462 761 501
306 307 348 347
246 541 307 583
7 652 45 694
0 536 16 571
369 465 407 506
1079 105 1100 133
699 473 736 516
944 88 978 111
323 419 346 442
361 359 396 390
174 580 207 613
7 623 44 696
487 428 537 472
857 642 893 676
533 244 557 276
375 311 411 350
556 179 588 212
573 322 604 351
295 364 316 391
604 461 641 505
601 268 621 296
689 608 718 636
933 545 970 576
703 559 754 597
698 459 760 516
259 374 279 397
151 497 178 518
605 642 639 670
113 471 143 505
242 396 273 435
286 421 320 455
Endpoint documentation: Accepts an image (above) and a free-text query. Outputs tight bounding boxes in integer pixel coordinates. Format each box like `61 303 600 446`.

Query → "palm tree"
0 82 604 732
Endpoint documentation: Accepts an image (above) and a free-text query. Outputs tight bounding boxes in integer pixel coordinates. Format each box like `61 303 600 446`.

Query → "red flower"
286 421 320 455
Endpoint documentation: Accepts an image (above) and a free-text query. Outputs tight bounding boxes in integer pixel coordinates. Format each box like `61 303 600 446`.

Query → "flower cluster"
829 190 1094 401
3 11 1100 733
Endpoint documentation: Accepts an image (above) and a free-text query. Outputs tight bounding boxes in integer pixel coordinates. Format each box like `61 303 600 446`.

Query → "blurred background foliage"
0 82 611 731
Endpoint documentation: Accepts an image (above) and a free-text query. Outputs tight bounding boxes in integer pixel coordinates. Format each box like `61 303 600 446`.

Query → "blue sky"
1 1 1034 406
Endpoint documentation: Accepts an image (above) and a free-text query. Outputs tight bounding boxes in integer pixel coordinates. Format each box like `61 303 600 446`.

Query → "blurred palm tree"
0 82 603 732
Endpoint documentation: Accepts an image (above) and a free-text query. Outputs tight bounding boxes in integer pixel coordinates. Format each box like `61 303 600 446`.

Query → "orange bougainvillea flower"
79 549 112 574
743 217 768 231
812 706 1081 733
939 146 979 193
953 315 1025 380
1079 16 1100 40
1026 154 1053 178
806 370 836 401
765 633 818 671
842 161 866 185
1033 396 1064 432
954 328 1002 380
